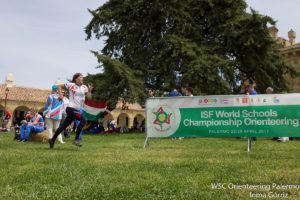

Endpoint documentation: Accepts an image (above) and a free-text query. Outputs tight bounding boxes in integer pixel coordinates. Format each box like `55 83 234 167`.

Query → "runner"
48 73 93 148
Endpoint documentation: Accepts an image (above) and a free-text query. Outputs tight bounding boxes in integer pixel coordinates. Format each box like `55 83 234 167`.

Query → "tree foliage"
85 0 297 106
84 53 145 108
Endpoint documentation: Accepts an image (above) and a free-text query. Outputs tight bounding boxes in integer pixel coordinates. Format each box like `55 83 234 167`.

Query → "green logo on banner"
153 107 172 129
148 105 181 137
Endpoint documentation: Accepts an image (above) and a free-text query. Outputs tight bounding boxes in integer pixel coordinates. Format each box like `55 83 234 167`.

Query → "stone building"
0 73 145 130
269 26 300 91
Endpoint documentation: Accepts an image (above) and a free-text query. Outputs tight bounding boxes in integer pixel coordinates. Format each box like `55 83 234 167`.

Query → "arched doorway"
102 113 114 130
133 114 145 131
13 106 30 126
117 113 130 133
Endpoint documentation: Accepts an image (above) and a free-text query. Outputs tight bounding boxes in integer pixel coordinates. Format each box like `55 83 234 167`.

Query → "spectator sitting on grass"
109 119 116 131
19 108 45 142
25 111 32 122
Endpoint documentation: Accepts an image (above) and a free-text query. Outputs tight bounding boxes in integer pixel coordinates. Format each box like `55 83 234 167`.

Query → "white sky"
246 0 300 39
0 0 299 89
0 0 106 89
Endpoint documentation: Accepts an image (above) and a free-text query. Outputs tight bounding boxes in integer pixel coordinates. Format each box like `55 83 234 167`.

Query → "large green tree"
85 0 297 107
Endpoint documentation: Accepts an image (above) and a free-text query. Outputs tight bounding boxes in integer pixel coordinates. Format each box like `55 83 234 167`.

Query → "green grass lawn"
0 132 299 200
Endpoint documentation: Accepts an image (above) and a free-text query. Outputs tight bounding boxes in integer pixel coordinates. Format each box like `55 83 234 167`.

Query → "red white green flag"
83 99 107 121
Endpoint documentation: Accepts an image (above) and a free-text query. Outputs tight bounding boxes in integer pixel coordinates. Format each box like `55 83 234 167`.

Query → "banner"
146 94 300 138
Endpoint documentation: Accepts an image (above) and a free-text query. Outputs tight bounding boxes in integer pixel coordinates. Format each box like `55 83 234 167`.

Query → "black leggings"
52 107 86 141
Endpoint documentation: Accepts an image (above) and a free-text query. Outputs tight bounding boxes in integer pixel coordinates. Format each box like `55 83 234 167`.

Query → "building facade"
269 26 300 92
0 74 145 130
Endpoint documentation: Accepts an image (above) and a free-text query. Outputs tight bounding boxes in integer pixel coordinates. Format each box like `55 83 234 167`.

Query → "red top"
4 111 11 120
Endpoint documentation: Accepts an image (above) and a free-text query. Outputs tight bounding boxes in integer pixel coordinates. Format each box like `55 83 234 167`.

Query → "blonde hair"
266 87 274 94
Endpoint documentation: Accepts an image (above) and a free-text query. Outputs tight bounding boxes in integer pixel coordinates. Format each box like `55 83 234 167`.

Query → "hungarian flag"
83 99 108 121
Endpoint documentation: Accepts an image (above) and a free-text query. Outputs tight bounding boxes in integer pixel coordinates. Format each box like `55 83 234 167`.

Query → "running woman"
48 73 93 148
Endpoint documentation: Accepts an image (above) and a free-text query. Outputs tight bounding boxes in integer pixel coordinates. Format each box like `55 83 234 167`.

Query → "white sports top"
65 83 88 109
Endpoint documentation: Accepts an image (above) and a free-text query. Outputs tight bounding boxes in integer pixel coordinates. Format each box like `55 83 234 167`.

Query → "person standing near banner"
168 86 182 97
48 73 93 148
264 86 289 142
147 88 154 97
183 86 193 96
266 87 274 94
2 109 11 130
245 83 257 141
266 87 279 141
245 83 257 95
